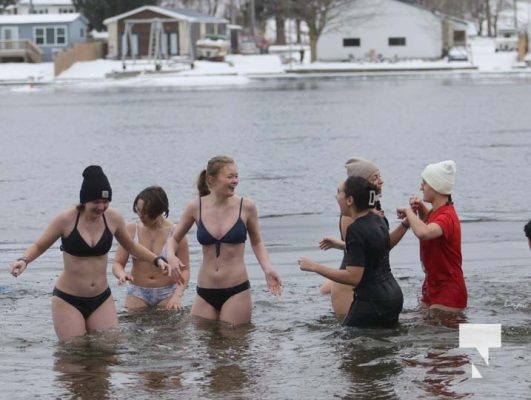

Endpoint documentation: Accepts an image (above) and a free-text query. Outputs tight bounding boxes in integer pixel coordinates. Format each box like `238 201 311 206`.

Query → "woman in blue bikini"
113 186 190 310
167 155 282 325
8 166 182 341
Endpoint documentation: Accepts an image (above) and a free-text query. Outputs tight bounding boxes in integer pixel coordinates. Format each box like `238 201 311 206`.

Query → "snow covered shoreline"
0 37 528 87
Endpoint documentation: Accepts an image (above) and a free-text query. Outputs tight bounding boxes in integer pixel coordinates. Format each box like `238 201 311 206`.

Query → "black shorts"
342 297 403 328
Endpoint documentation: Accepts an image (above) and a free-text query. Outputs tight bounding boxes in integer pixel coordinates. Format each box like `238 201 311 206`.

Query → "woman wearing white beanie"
397 160 467 316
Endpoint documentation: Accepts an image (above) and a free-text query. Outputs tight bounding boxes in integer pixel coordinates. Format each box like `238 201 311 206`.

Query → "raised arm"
246 199 282 295
9 209 70 277
401 207 442 241
389 219 410 249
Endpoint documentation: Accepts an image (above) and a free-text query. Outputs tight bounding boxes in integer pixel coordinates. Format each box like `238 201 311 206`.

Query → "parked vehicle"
239 35 270 55
196 34 230 61
239 39 258 55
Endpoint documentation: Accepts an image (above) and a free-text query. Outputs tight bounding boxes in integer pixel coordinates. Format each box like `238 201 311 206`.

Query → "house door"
1 27 19 40
1 27 19 50
169 33 179 55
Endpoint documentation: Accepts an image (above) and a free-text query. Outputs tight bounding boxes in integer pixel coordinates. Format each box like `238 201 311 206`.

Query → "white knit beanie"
345 157 379 179
421 160 456 195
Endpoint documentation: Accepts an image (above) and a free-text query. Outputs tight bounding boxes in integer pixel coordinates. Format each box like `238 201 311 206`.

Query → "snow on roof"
103 5 228 25
0 13 84 24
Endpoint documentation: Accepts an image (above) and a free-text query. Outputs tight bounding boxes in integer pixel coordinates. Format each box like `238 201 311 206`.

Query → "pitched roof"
0 12 86 24
103 5 228 25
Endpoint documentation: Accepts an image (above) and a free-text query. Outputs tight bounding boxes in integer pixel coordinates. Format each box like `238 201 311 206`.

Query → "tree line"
0 0 520 61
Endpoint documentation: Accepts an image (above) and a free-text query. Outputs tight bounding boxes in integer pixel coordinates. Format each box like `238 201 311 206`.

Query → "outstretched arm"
164 235 191 311
298 256 364 286
166 201 196 275
9 210 69 277
112 222 135 285
111 210 184 284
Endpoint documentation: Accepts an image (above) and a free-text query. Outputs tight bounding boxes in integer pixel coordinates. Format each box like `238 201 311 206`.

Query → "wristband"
17 257 29 266
153 256 167 268
401 221 410 229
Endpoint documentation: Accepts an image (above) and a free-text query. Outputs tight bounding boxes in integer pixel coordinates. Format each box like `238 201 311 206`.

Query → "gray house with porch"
0 13 88 62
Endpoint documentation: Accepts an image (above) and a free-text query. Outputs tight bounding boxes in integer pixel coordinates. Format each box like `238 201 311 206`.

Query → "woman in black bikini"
9 166 182 341
167 155 282 325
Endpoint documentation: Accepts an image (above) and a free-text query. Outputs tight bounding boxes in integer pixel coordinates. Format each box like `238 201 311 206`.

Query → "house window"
80 28 85 38
205 23 215 35
35 27 44 44
343 38 360 47
56 27 65 44
389 37 406 46
34 26 68 45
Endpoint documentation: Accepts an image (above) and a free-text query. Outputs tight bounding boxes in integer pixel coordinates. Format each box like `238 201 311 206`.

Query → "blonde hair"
197 155 235 196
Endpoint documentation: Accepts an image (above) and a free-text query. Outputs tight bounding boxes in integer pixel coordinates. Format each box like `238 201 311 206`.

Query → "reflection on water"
404 345 471 399
53 336 119 400
1 77 531 399
337 331 403 399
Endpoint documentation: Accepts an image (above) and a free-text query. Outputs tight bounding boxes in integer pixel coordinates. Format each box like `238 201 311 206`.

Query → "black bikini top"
60 212 113 257
196 197 247 257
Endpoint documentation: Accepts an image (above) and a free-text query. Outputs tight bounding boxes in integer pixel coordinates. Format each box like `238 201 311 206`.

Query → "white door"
1 26 19 41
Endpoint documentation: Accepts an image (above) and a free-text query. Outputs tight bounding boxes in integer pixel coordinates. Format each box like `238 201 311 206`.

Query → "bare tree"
0 0 16 13
290 0 361 62
158 0 227 16
415 0 514 37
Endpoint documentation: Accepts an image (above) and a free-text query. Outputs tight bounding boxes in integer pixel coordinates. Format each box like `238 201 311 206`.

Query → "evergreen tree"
73 0 157 31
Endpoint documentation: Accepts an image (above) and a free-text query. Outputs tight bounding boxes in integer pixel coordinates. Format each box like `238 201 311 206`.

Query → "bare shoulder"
53 207 78 225
125 220 137 235
241 196 257 209
103 207 125 225
183 197 200 215
241 197 258 217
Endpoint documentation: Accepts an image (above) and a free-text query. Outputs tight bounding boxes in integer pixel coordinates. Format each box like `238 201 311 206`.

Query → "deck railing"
0 40 43 63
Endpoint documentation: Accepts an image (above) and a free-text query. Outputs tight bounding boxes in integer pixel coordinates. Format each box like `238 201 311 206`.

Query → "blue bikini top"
60 212 113 257
196 197 247 257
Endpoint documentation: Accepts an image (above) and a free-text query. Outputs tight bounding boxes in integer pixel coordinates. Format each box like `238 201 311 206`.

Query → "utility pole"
249 0 256 36
513 0 518 31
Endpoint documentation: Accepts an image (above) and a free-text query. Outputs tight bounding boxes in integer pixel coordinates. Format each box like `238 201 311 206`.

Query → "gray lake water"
1 74 530 399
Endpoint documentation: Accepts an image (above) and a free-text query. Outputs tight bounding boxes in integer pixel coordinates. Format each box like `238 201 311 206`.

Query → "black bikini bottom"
196 280 251 311
53 286 111 320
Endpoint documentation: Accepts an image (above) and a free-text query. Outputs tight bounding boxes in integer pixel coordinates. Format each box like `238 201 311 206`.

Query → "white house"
317 0 466 61
4 0 75 15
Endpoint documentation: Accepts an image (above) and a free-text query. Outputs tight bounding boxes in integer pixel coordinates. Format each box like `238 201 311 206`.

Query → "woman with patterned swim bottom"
166 156 283 325
8 166 181 342
113 186 190 310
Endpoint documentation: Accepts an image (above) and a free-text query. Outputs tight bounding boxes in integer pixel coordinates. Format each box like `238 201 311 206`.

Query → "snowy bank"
0 37 525 87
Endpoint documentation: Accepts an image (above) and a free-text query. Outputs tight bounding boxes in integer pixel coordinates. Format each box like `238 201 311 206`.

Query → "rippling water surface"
1 75 530 399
